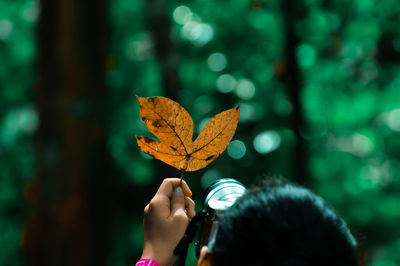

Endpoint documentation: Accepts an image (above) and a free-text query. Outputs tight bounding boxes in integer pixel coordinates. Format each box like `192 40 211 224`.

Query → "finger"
181 180 192 197
156 178 192 198
170 186 186 217
148 195 170 215
185 196 196 219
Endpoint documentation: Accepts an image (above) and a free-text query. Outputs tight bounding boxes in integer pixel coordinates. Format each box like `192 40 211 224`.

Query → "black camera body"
174 178 246 265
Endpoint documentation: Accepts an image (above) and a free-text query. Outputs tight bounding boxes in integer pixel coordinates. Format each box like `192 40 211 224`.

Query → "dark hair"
210 178 358 266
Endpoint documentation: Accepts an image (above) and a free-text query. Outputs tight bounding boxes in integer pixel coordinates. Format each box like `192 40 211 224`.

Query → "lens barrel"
203 178 247 211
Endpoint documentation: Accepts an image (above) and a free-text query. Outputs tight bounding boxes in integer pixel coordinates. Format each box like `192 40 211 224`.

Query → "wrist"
141 249 173 266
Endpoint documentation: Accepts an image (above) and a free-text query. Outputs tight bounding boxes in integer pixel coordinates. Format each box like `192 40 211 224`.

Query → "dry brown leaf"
135 96 240 172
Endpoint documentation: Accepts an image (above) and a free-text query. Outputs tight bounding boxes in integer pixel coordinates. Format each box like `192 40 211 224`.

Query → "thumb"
171 186 186 217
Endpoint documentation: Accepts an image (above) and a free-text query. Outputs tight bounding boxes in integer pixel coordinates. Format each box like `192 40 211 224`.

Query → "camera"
196 178 247 257
174 178 246 265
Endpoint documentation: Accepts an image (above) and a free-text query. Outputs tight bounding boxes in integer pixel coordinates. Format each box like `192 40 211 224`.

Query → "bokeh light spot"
0 106 38 148
198 117 211 133
273 96 293 117
239 103 264 122
357 165 381 190
22 1 40 23
296 44 316 68
0 20 13 40
352 133 374 157
216 74 236 93
253 131 281 154
201 169 220 189
173 6 192 25
207 53 227 72
235 79 256 100
248 12 276 30
240 103 255 122
125 33 153 61
194 95 214 115
227 140 246 159
130 162 154 186
181 21 214 46
387 109 400 132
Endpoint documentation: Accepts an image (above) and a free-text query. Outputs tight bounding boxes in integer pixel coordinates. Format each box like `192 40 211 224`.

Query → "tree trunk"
281 0 308 185
146 0 181 179
23 0 110 265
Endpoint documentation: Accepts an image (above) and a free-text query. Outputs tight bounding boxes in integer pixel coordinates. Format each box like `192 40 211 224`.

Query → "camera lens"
203 178 246 211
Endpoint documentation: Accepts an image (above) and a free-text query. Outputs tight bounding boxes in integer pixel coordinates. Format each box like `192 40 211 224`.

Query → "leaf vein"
153 109 189 155
191 114 236 154
138 138 185 157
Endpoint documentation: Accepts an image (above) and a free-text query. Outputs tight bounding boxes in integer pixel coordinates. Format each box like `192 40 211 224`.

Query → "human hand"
141 178 196 266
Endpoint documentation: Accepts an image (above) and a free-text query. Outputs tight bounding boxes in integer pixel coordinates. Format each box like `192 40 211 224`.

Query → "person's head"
198 178 358 266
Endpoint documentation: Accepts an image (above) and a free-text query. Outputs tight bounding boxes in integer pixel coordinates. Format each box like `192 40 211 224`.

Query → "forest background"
1 0 400 265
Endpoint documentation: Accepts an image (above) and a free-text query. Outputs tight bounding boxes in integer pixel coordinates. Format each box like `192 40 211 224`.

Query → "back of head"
209 178 358 266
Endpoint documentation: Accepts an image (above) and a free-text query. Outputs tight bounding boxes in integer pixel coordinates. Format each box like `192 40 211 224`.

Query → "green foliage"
107 0 400 264
0 0 37 265
0 0 37 260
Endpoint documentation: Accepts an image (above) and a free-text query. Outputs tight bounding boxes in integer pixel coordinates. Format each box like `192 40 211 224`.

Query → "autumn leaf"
135 96 240 172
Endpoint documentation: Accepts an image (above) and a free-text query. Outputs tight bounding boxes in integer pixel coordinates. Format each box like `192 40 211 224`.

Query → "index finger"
156 178 192 198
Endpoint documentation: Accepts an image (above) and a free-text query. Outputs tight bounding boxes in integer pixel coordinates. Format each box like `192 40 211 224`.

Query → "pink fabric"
135 258 161 266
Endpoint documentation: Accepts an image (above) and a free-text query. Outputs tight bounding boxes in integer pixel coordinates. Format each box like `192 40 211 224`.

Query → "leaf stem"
179 169 185 186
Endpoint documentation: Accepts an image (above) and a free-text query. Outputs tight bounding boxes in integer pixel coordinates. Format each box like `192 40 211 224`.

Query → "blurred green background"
1 0 400 265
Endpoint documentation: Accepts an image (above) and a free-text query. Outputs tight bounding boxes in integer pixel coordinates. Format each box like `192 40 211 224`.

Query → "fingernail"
175 187 184 196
